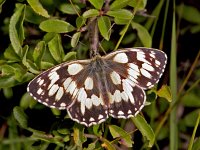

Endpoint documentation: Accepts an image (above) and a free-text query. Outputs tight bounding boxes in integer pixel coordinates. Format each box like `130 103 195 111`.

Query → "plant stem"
89 18 99 57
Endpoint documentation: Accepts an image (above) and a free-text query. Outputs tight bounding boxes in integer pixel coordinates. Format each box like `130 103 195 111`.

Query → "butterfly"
27 47 167 127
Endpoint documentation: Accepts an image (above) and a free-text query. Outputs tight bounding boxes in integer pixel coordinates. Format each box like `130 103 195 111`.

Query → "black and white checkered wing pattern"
102 47 167 118
27 59 109 126
104 48 167 89
27 47 167 127
27 60 91 110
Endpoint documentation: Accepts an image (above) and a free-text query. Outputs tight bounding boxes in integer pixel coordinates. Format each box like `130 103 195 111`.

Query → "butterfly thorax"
87 56 111 106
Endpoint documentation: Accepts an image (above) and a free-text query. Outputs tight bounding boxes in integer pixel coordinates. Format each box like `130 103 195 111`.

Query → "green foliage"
0 0 199 149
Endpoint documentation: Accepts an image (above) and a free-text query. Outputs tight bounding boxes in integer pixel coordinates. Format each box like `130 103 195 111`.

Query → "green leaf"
63 51 77 61
9 4 25 57
88 0 104 9
177 5 200 24
20 92 37 109
101 138 116 150
192 138 200 150
27 0 50 18
13 106 28 128
182 92 200 107
131 22 152 47
82 9 99 18
183 110 200 127
3 88 13 99
76 16 86 28
58 3 80 15
131 115 155 147
0 64 34 88
71 32 81 48
41 61 55 70
4 45 21 62
157 85 172 102
57 128 70 135
110 0 131 10
128 0 147 10
84 143 96 150
109 125 133 147
0 0 6 13
40 19 75 33
107 9 133 20
22 45 30 67
33 41 46 68
48 34 65 63
113 18 130 25
25 5 46 24
73 126 86 147
25 59 41 74
98 16 111 41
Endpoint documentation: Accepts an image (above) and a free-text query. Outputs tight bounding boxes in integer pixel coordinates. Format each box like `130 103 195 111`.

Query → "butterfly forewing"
104 48 167 89
27 47 167 127
27 59 90 109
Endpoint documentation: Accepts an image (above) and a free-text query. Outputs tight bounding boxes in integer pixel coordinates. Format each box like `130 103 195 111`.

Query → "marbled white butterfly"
27 48 167 127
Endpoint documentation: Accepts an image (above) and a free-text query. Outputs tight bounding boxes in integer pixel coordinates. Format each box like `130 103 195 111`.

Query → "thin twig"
89 18 99 57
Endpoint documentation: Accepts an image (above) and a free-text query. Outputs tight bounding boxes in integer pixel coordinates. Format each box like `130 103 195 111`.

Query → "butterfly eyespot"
27 47 167 127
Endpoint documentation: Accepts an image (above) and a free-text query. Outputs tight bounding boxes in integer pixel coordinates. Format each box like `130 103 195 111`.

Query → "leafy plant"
0 0 199 149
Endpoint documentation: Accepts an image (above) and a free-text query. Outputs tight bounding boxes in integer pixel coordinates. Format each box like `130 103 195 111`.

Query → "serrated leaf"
177 5 200 24
88 0 104 9
128 0 147 10
33 41 46 68
82 9 99 18
48 34 65 63
25 5 46 24
71 32 81 48
157 85 172 102
76 16 86 28
13 106 28 128
109 125 133 147
131 115 155 147
58 3 80 15
110 0 131 10
9 4 25 57
131 22 152 47
40 19 75 33
98 16 111 41
27 0 50 18
107 9 133 20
